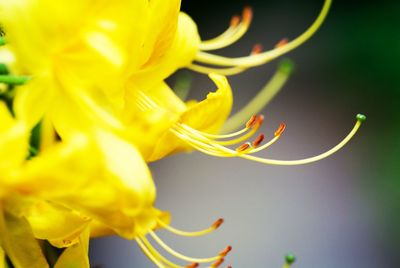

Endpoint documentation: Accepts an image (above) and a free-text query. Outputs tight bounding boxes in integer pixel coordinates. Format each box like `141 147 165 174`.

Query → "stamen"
194 0 332 68
221 59 293 133
135 238 165 268
186 263 199 268
246 115 258 128
218 246 232 257
230 16 241 27
236 142 251 152
251 43 263 54
252 134 265 147
173 115 365 166
274 123 286 137
275 38 289 48
211 258 225 268
157 218 224 237
149 231 229 263
140 235 183 268
189 43 263 76
199 6 253 51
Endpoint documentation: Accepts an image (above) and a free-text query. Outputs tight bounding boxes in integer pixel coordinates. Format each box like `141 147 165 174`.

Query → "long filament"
221 60 293 133
194 0 332 67
149 231 222 263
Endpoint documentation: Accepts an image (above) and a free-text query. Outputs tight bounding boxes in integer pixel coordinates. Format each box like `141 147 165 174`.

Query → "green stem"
0 37 5 46
0 75 30 85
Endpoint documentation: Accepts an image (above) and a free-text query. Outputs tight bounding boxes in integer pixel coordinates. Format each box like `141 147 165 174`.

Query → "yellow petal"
0 102 29 176
0 211 49 268
54 227 90 268
26 201 90 248
128 11 200 89
13 76 54 129
0 246 6 268
181 74 233 133
148 74 233 161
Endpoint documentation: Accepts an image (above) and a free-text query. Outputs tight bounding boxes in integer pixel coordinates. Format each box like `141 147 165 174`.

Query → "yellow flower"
0 0 199 130
0 101 232 268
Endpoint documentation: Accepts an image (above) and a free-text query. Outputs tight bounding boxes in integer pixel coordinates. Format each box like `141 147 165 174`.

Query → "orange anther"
219 246 232 257
245 115 257 128
252 134 265 147
274 123 286 136
236 142 251 152
243 6 253 23
255 114 265 127
211 258 225 268
251 43 263 55
230 15 240 26
275 38 289 48
212 218 224 229
186 262 199 268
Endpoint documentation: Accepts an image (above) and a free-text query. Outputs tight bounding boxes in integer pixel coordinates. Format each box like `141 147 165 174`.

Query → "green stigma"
278 58 295 75
356 114 367 122
285 253 296 264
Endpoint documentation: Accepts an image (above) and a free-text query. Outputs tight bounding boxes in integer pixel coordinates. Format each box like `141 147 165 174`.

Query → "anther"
211 258 225 268
236 142 251 152
251 43 263 55
255 114 265 127
243 6 253 23
230 15 240 26
275 38 289 48
186 262 199 268
252 134 265 147
245 115 257 128
219 246 232 257
212 218 224 229
274 123 286 137
356 113 366 122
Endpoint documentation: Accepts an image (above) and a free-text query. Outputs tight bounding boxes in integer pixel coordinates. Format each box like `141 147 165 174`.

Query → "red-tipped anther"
211 258 225 268
186 262 199 268
243 6 253 23
236 142 251 153
274 123 286 137
252 134 265 147
275 38 289 48
212 218 224 229
255 114 265 127
230 15 240 26
251 43 263 55
219 246 232 257
227 266 233 268
245 115 257 128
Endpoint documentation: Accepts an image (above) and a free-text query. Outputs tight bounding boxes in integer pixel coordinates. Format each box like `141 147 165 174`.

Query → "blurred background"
90 0 400 267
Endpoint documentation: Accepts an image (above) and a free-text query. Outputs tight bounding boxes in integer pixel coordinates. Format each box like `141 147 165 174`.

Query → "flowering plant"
0 0 365 267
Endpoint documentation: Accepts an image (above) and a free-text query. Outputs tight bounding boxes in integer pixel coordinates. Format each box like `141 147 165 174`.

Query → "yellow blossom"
0 101 232 267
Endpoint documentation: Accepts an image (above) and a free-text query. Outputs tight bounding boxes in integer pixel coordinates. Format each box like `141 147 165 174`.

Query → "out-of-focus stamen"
211 258 225 268
199 7 253 51
274 123 286 137
236 142 251 152
275 38 289 48
149 231 229 263
157 218 224 237
194 0 332 68
252 134 265 147
221 59 293 133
